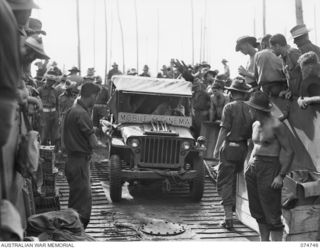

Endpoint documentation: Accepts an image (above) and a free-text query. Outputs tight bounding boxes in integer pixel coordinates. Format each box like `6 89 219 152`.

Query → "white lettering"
118 112 192 127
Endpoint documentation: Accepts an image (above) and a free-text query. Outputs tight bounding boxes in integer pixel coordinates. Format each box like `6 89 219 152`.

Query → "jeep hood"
120 124 194 143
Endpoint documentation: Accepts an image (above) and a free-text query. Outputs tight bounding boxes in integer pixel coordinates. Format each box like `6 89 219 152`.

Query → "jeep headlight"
181 141 191 150
128 138 140 148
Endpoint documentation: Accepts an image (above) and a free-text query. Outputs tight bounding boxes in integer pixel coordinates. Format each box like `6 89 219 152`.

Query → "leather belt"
43 107 56 112
94 104 107 107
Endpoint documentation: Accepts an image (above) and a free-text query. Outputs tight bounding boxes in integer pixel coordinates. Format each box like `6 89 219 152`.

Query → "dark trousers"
245 156 284 231
41 111 59 145
217 142 247 207
65 155 92 229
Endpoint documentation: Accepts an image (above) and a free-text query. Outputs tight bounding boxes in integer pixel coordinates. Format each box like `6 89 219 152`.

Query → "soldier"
213 78 252 230
290 24 320 58
245 91 293 241
38 70 59 146
270 34 302 98
236 36 259 87
67 66 83 85
139 65 151 77
93 76 109 128
191 79 210 138
209 78 229 121
107 62 122 80
59 81 78 151
63 83 105 229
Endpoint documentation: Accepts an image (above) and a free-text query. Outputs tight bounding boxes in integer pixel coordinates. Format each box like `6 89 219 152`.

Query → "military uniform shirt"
63 99 94 155
221 100 252 142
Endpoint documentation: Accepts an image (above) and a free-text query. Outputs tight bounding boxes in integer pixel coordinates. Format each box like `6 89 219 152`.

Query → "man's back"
63 100 94 155
255 49 286 84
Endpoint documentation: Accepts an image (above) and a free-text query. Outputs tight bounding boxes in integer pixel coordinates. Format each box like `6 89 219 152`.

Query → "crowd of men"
1 0 320 242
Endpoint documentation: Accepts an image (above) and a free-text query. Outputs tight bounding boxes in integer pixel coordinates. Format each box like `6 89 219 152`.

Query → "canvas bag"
16 108 40 178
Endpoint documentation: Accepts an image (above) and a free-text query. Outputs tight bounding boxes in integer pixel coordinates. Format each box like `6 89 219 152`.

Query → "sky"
31 0 320 79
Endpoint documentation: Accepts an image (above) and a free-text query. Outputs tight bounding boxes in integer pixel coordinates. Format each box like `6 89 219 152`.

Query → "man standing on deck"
245 91 293 241
254 34 287 97
290 24 320 59
236 36 259 88
270 34 302 98
63 82 105 229
213 78 252 230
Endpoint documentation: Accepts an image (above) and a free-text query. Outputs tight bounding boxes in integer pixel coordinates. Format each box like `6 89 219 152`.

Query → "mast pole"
262 0 266 36
116 0 125 73
191 0 194 65
76 0 81 72
134 0 139 72
295 0 304 25
104 0 108 84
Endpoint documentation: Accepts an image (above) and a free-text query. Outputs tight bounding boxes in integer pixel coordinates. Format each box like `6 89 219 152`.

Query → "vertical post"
134 0 139 72
116 0 125 73
314 3 318 44
156 8 160 72
76 0 81 72
104 0 108 84
262 0 266 36
203 0 207 62
200 18 203 62
295 0 304 25
93 0 96 68
191 0 194 65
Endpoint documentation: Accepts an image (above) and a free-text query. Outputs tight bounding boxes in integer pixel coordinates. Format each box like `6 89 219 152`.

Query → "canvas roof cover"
111 75 192 96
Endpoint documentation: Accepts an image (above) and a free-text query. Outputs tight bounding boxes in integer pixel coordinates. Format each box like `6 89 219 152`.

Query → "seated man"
152 97 184 116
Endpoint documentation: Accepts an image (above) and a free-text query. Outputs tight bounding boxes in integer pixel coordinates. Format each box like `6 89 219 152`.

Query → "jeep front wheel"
189 156 205 202
109 155 122 202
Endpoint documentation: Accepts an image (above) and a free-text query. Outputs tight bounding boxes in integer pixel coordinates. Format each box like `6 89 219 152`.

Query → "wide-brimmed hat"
45 70 58 81
290 24 311 39
127 68 138 75
87 67 95 73
200 61 211 68
204 70 218 79
68 66 80 73
212 80 225 90
235 36 258 51
27 18 46 35
25 36 50 60
225 78 250 93
161 65 167 71
245 91 273 112
7 0 39 10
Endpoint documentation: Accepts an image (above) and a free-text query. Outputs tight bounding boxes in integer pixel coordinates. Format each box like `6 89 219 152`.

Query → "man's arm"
213 127 227 159
213 104 231 159
271 122 294 189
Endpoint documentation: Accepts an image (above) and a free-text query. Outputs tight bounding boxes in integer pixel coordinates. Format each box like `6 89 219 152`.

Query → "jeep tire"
109 155 122 202
189 156 205 202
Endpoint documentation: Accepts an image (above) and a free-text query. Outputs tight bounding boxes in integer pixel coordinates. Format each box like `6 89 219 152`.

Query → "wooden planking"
56 162 258 241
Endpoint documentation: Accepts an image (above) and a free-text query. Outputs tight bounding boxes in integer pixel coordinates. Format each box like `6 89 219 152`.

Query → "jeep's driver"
152 97 185 116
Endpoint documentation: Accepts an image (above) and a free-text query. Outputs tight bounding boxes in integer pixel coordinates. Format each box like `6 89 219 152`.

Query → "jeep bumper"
121 169 198 180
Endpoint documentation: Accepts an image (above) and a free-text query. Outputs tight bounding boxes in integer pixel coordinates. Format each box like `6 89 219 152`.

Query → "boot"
220 205 233 230
270 229 283 241
219 219 233 230
258 223 270 241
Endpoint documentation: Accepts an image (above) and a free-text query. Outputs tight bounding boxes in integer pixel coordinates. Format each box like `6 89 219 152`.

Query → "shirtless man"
245 91 293 241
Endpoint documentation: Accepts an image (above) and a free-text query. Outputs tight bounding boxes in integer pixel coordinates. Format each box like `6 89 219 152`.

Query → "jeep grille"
140 137 181 166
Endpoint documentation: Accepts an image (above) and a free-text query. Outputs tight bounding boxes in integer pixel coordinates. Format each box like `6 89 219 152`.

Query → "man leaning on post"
63 82 106 229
